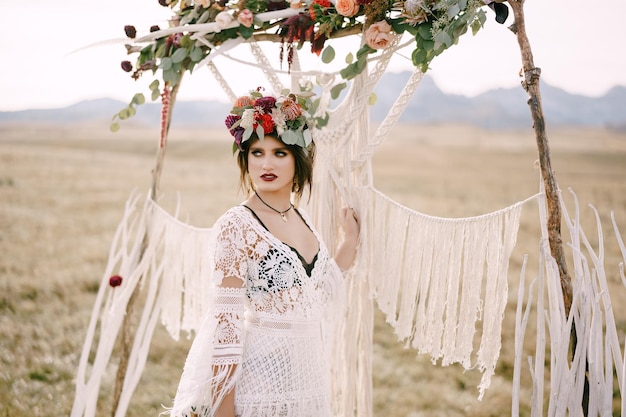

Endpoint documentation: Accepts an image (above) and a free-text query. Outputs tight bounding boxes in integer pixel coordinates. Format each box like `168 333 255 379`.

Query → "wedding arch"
71 0 626 416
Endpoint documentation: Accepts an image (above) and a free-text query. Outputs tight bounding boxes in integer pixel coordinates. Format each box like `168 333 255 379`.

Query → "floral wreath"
224 87 319 152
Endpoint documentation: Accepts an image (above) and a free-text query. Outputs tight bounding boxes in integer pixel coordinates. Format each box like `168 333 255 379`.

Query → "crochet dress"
169 205 344 417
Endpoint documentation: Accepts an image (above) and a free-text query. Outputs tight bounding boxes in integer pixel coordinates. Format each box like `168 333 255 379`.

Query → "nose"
261 155 272 170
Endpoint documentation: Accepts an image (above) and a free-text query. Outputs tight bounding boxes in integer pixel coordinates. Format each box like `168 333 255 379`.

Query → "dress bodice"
213 205 336 322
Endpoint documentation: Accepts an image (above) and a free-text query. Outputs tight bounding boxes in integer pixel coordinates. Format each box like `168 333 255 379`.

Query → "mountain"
2 73 625 130
370 73 626 130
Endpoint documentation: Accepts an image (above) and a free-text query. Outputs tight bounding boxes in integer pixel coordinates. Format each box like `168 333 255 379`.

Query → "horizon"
4 74 625 112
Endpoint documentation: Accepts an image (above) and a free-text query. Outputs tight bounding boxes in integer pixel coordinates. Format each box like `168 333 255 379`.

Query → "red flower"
255 113 275 134
308 0 331 20
278 13 315 70
255 96 277 113
109 275 123 287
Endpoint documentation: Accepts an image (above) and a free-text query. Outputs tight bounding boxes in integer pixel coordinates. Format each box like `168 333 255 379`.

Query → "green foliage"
113 0 489 131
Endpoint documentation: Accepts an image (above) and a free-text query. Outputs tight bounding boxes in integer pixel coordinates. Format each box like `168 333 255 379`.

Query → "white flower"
240 109 255 130
271 108 287 136
215 11 234 30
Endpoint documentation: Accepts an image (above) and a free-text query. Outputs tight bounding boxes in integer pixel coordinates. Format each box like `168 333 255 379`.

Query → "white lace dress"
169 205 344 417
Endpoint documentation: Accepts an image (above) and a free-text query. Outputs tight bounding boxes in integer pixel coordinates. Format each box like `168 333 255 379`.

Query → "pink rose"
335 0 360 17
364 20 394 50
237 9 254 28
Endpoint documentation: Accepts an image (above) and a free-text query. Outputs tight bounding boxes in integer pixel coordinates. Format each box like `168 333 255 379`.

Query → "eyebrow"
250 145 290 152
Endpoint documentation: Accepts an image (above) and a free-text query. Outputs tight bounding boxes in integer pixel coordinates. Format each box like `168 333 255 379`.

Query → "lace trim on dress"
241 205 320 277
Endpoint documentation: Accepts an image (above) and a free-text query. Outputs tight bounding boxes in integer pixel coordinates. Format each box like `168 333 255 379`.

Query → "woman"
169 88 359 417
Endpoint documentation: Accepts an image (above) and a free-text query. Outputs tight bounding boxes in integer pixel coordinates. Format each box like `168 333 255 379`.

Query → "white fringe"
71 191 214 417
358 187 527 399
513 187 626 416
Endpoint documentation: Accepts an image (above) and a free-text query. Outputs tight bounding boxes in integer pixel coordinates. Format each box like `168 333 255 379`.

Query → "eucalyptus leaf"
330 82 347 99
417 23 432 40
171 47 188 64
160 57 172 70
180 8 198 25
448 4 460 18
422 39 434 51
243 128 253 142
190 46 204 62
355 56 367 73
119 108 130 120
255 125 265 141
132 93 145 105
155 43 166 58
303 129 312 146
412 48 427 67
453 22 467 38
339 64 356 80
315 112 329 128
321 45 335 64
368 92 377 106
149 79 160 91
281 130 299 145
345 52 354 64
152 89 160 101
128 106 136 117
471 19 482 35
180 35 192 48
356 44 374 59
110 122 120 132
198 9 211 23
434 30 453 49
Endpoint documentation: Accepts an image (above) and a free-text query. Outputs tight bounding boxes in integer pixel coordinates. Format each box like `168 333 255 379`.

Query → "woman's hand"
339 207 360 243
334 207 360 272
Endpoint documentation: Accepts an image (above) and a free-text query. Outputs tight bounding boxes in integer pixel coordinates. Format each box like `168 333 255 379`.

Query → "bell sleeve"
169 213 248 417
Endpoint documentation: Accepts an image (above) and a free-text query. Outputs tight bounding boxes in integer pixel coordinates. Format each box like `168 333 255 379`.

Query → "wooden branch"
508 0 573 317
110 79 183 417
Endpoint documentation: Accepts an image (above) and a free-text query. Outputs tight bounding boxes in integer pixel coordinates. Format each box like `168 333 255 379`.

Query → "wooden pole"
110 79 182 417
507 0 573 316
507 1 589 413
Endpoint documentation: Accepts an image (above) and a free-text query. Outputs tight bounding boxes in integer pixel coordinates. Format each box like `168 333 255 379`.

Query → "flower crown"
224 88 315 152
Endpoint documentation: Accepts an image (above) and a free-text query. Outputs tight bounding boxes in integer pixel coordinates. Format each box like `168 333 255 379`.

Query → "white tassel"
363 187 527 396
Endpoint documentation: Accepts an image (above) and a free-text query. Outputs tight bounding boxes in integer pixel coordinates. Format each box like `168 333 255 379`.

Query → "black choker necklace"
255 192 293 222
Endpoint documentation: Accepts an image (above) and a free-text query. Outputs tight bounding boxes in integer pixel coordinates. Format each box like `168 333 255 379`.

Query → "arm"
212 277 245 417
334 207 360 271
171 214 248 417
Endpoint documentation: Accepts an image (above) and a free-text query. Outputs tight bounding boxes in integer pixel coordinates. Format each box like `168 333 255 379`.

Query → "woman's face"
247 135 295 194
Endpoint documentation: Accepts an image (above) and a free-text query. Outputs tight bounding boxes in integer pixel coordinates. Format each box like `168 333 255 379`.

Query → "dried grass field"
1 122 626 417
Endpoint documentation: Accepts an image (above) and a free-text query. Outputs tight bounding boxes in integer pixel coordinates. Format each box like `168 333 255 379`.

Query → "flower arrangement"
112 0 507 130
225 87 320 152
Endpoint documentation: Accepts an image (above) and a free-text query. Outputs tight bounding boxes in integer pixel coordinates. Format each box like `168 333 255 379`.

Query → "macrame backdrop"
71 33 626 417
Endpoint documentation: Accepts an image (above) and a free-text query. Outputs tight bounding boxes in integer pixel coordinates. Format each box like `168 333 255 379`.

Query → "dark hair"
236 135 316 203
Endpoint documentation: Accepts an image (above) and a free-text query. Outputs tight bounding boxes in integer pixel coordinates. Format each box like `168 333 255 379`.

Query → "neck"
254 190 292 211
255 190 291 207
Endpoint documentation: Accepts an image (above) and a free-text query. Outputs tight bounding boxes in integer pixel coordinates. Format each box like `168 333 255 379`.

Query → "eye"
275 150 288 157
250 149 263 156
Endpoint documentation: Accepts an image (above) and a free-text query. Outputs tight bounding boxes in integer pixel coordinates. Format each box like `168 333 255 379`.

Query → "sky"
1 0 624 111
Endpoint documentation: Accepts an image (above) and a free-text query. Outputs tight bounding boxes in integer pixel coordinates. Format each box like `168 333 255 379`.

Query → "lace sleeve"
169 212 249 417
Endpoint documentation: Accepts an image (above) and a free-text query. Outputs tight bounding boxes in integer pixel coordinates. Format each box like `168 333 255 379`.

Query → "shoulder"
213 206 254 234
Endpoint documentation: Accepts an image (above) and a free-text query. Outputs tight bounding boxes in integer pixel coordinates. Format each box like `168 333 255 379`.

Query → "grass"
1 122 625 416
